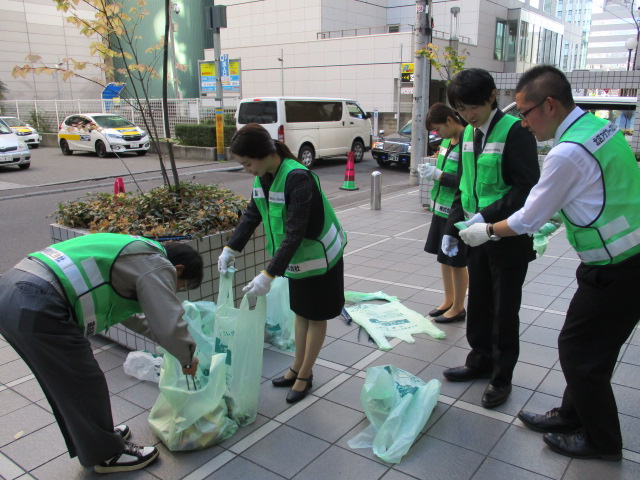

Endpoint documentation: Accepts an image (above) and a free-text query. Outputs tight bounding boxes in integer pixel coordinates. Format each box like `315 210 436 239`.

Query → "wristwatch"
487 224 501 241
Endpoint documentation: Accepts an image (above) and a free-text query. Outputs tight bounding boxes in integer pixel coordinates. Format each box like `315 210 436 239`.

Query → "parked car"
57 113 150 157
0 116 42 148
371 120 442 168
236 96 372 168
0 118 31 170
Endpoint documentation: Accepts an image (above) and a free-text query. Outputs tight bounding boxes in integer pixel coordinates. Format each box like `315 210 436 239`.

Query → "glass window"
494 20 507 61
285 101 342 122
237 101 278 124
347 102 366 119
519 21 529 62
543 0 553 14
556 0 564 19
506 20 518 61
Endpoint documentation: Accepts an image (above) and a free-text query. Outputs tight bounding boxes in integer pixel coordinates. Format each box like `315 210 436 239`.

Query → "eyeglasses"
517 98 548 120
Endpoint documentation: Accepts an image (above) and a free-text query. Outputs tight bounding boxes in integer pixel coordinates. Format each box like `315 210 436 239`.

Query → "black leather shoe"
272 368 298 387
443 365 491 382
543 432 622 461
518 408 582 433
286 377 312 404
429 305 452 317
481 383 512 408
434 309 466 324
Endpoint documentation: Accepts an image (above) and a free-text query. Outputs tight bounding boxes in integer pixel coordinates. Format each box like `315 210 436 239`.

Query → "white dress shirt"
507 107 605 235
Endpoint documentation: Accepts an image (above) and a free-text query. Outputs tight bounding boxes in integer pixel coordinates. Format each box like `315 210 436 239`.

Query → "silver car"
0 119 31 170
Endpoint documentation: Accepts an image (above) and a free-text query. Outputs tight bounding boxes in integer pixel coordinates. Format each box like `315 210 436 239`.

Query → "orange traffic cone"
114 177 125 194
339 151 359 191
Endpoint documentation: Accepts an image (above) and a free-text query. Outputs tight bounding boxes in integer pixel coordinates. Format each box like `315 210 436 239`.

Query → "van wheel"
351 140 365 163
60 139 73 156
298 145 315 168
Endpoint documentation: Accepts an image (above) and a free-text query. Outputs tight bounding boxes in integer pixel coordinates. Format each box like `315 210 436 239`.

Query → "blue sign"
101 83 125 100
220 54 230 84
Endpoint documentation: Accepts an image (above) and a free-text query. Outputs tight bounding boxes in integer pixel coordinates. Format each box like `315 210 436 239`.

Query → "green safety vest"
252 158 347 279
459 115 519 219
29 233 166 336
558 113 640 265
430 138 461 218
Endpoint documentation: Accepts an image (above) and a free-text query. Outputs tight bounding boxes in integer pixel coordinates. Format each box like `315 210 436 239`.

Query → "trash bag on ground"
214 270 266 426
345 299 445 350
148 353 238 451
265 276 296 351
123 350 163 383
344 291 398 303
348 365 441 463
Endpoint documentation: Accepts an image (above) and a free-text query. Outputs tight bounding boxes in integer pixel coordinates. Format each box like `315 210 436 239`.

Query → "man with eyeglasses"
459 65 640 461
439 68 540 409
0 234 203 473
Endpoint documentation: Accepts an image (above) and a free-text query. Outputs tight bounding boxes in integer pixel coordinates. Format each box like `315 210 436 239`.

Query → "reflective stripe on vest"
460 115 518 215
558 113 640 265
252 159 346 278
37 246 100 336
430 138 460 219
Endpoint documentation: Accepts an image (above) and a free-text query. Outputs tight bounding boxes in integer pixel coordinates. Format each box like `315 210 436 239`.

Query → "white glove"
464 212 485 227
441 235 459 257
217 246 239 273
460 223 491 247
243 271 274 297
417 163 443 180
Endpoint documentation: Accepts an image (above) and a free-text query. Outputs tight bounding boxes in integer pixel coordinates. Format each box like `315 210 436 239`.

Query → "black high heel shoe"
272 368 298 387
286 376 313 404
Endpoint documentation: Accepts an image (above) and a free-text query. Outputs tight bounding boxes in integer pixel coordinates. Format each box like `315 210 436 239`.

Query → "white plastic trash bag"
348 365 441 463
123 350 163 383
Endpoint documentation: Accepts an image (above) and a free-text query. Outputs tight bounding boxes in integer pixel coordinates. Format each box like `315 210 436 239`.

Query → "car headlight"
407 145 412 153
18 141 29 151
374 141 384 149
106 133 123 139
140 130 148 137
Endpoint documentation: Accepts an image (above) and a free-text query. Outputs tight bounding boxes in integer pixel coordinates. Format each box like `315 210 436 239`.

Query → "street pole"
169 3 181 100
409 0 431 186
278 49 284 96
397 43 403 132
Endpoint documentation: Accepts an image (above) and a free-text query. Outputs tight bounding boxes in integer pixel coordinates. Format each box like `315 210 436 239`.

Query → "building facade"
210 0 594 114
586 0 639 70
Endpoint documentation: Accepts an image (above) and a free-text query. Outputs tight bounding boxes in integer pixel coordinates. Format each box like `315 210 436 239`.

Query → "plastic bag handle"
218 270 235 308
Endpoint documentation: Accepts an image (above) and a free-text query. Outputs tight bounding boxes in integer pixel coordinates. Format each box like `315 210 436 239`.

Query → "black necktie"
473 129 484 159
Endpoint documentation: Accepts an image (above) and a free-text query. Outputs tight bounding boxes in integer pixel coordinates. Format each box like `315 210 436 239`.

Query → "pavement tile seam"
181 450 235 480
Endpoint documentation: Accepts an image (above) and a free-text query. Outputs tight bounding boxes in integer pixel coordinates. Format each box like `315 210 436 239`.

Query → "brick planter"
49 223 269 352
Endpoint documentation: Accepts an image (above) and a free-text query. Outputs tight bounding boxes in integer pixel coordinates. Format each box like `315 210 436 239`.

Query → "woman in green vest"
419 103 468 323
218 123 347 404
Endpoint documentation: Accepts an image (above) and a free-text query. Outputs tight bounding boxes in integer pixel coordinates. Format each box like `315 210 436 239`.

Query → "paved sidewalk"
1 188 639 480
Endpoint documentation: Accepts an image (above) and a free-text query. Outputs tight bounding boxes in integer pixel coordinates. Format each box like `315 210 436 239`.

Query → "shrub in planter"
53 182 248 238
174 124 236 147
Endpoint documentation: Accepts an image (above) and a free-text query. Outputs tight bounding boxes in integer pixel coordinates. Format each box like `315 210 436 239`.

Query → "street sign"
401 63 414 83
101 83 125 99
220 54 230 85
199 59 241 95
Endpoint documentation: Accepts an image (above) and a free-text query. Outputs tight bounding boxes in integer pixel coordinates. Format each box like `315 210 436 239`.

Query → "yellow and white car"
58 113 150 158
0 119 31 170
0 116 42 148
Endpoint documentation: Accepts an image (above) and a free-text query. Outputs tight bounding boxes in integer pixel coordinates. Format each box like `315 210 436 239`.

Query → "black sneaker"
94 441 159 473
114 424 130 440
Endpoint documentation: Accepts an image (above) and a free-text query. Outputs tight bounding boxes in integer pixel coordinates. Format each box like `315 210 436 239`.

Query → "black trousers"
0 269 125 467
465 245 529 387
558 253 640 453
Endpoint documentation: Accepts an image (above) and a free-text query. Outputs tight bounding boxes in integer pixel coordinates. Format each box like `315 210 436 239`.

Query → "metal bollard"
371 171 382 210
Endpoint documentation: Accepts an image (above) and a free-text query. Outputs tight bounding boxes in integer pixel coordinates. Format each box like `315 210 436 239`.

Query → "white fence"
0 98 240 137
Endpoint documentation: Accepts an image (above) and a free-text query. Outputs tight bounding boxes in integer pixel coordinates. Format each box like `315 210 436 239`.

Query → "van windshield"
238 101 278 124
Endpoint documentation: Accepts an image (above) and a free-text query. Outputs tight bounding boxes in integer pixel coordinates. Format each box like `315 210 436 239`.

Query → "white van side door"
317 100 350 157
346 101 372 149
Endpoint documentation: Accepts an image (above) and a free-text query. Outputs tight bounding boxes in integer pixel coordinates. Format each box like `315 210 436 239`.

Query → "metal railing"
0 98 240 137
316 24 471 44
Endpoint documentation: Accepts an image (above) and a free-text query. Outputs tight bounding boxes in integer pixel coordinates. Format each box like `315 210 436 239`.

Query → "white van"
236 97 372 167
